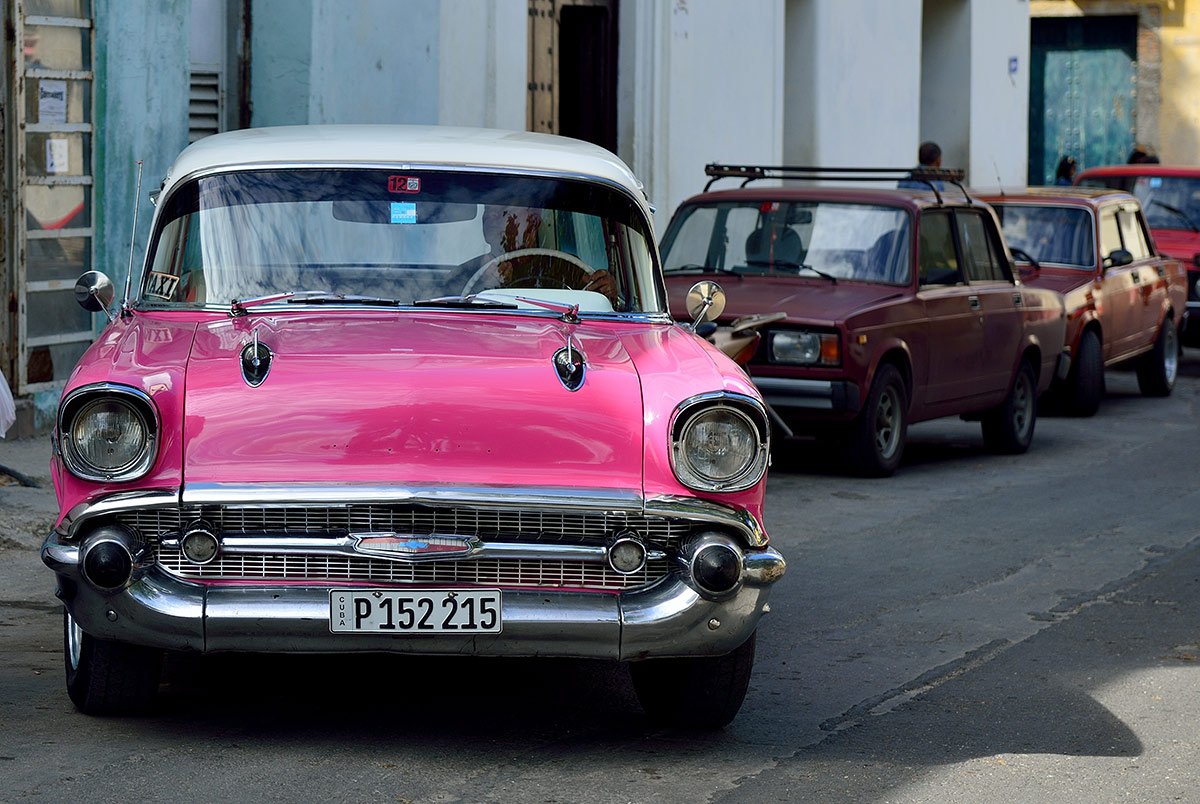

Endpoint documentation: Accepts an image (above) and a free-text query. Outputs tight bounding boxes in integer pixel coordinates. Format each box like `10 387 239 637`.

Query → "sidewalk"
0 436 57 551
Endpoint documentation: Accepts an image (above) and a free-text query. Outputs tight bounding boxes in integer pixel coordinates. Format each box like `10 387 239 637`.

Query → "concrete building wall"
787 0 923 170
921 0 970 172
638 0 784 232
250 0 313 126
309 0 440 124
966 0 1029 185
438 0 527 130
95 0 190 310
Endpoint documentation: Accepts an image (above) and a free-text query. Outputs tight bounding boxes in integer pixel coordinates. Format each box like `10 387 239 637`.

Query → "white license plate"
329 589 502 633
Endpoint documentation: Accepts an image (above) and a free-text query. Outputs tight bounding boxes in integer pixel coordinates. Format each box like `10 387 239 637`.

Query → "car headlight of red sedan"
58 384 159 482
670 394 769 492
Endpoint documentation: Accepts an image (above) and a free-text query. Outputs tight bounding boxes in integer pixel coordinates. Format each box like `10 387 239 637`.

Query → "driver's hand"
583 270 617 303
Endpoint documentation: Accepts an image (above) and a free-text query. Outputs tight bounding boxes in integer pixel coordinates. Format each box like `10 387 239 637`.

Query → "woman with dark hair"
1055 155 1077 185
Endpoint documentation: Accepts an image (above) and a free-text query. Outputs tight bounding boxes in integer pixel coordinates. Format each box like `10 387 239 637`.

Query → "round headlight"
71 398 148 471
673 404 765 491
60 388 157 482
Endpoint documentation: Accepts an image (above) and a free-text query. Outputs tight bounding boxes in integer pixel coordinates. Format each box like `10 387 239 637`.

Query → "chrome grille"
118 505 690 548
157 546 665 591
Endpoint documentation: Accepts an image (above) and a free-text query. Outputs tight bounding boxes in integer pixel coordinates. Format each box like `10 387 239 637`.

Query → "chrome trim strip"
158 535 663 564
180 483 646 513
61 487 767 548
57 490 180 538
644 495 769 547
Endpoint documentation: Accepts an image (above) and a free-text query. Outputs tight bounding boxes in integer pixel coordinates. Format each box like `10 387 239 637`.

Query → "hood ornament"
553 334 587 392
240 329 273 387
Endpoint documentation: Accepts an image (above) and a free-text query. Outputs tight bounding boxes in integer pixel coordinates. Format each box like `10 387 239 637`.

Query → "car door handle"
968 295 981 311
1012 293 1023 307
1132 271 1141 283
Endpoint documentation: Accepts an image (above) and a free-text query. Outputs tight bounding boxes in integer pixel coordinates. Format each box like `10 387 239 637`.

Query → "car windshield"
993 204 1094 268
661 200 912 285
1080 174 1200 232
139 169 662 314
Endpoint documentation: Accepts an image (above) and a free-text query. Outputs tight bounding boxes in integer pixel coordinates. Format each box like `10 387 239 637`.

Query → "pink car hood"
183 312 648 489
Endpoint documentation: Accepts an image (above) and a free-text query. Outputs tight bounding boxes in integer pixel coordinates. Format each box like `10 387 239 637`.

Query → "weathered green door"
1030 16 1137 184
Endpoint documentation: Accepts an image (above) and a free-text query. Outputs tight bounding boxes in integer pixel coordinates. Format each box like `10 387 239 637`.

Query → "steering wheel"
461 248 594 296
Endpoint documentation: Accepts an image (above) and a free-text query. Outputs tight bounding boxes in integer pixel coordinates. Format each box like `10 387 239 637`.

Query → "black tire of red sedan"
1135 317 1178 397
845 363 907 477
629 631 755 729
64 610 162 715
981 360 1037 454
1065 328 1104 417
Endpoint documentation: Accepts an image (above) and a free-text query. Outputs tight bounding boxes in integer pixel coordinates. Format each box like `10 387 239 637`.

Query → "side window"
918 211 960 285
1098 207 1121 262
957 212 1006 282
1117 206 1150 260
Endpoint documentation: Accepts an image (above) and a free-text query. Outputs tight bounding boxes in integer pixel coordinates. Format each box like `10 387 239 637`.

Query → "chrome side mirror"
685 280 726 330
74 270 116 321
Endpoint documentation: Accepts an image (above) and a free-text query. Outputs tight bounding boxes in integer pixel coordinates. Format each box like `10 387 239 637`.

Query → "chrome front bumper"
42 531 785 660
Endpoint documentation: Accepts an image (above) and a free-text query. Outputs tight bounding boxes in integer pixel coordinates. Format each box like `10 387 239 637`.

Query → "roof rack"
703 163 970 205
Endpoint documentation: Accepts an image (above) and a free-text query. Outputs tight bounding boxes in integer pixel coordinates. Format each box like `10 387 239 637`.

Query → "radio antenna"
121 160 145 316
992 159 1005 197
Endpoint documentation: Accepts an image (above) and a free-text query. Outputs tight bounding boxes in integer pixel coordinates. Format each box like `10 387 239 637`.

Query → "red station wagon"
1076 164 1200 346
661 166 1068 477
979 187 1186 415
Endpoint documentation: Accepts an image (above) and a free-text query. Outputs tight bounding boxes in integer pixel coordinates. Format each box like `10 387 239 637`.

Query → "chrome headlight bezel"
58 384 159 483
769 329 841 366
669 392 770 493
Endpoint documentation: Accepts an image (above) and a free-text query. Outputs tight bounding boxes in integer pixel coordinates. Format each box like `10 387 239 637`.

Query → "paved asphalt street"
1 354 1198 802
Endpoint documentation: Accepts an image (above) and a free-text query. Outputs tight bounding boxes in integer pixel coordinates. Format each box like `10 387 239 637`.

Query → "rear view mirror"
1105 248 1134 269
331 200 477 224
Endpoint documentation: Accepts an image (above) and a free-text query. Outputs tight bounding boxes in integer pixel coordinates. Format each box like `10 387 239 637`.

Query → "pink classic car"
42 125 785 727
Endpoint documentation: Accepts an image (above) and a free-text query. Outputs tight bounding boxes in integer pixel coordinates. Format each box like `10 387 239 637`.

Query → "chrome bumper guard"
42 485 785 660
43 532 784 660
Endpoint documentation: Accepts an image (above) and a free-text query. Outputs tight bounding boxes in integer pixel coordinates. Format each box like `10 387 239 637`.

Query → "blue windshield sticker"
390 202 417 224
1149 177 1163 189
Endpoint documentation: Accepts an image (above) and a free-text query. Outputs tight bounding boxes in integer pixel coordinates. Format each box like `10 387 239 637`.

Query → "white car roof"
161 124 649 211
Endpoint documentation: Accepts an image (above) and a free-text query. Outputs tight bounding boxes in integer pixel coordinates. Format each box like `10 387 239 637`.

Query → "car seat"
745 226 804 268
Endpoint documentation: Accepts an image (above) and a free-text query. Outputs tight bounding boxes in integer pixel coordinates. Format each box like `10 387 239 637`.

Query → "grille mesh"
117 503 688 592
157 547 664 591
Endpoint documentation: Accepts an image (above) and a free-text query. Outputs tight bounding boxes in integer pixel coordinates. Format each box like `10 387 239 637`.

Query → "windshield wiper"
410 295 519 310
1150 200 1200 232
746 259 837 284
663 263 743 279
286 293 401 306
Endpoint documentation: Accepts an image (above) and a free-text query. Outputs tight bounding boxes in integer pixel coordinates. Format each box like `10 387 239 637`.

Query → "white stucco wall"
628 0 784 233
966 0 1029 185
308 0 440 124
921 0 970 172
438 0 526 130
785 0 923 169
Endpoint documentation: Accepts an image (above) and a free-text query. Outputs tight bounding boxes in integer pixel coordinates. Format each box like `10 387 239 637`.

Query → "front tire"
629 632 756 729
844 364 908 477
1136 317 1178 397
64 610 162 715
981 360 1037 454
1064 328 1104 417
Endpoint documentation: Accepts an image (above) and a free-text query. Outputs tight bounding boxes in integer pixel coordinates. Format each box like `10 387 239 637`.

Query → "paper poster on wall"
46 139 69 174
38 80 67 124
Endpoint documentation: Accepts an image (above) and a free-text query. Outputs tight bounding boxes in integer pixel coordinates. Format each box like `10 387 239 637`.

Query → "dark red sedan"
661 166 1068 477
1076 164 1200 347
980 187 1187 416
